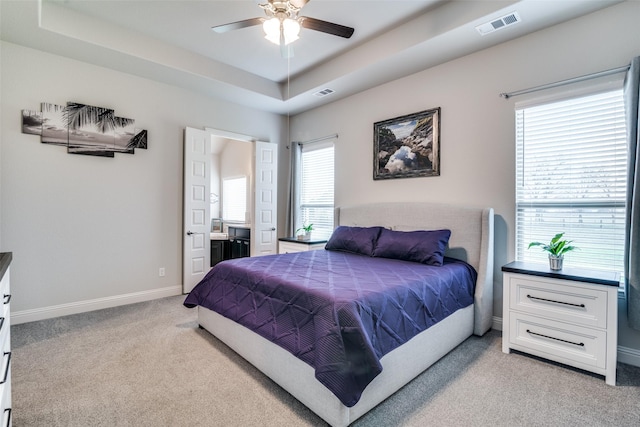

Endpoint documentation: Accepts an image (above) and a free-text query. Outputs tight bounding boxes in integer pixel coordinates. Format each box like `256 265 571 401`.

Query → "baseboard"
11 285 183 325
492 316 502 331
618 345 640 367
493 316 640 368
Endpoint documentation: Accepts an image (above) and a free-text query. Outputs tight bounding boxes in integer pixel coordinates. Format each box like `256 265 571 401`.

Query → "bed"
184 202 494 426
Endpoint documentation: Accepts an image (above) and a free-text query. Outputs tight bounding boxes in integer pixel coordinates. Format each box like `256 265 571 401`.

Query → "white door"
254 141 278 256
183 127 210 293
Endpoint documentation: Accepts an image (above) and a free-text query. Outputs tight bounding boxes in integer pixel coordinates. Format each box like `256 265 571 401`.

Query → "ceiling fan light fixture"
282 18 300 45
263 17 281 44
263 16 300 46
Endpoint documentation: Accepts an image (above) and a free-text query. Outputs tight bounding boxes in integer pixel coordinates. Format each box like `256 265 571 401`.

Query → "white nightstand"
502 261 619 385
278 237 327 254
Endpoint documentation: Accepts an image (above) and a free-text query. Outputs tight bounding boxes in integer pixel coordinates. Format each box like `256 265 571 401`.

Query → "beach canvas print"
21 101 147 158
67 103 117 157
21 110 43 135
131 129 148 149
113 116 136 154
41 103 70 146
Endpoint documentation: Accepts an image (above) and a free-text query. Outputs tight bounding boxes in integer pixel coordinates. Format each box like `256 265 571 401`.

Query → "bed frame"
197 202 494 426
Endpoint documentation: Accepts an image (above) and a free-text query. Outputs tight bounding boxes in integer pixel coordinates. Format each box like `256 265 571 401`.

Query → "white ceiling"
0 0 623 114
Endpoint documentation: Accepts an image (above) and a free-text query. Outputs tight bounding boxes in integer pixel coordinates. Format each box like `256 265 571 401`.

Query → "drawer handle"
0 352 10 385
3 408 10 427
0 318 4 333
2 295 9 305
527 294 585 308
526 329 585 347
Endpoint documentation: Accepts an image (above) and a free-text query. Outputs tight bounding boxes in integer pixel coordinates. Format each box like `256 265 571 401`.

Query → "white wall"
0 41 283 319
288 1 640 354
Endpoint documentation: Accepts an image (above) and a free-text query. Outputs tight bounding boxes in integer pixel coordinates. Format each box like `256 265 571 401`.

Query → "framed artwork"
373 107 440 180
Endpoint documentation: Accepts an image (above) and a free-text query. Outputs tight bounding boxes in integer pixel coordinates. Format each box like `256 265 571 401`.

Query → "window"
515 89 627 277
299 141 335 239
222 176 247 222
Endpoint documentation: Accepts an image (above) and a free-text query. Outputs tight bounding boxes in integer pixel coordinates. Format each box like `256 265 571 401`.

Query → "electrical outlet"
159 267 165 277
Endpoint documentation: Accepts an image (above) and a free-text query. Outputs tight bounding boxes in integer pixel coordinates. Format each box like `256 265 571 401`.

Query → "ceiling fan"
212 0 354 53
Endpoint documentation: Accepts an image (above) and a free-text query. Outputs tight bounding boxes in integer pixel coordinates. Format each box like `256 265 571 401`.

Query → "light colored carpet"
10 296 640 426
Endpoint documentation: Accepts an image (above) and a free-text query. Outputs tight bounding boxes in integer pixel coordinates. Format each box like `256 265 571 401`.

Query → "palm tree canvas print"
41 103 69 146
130 129 148 150
66 103 118 157
22 101 147 158
113 116 136 154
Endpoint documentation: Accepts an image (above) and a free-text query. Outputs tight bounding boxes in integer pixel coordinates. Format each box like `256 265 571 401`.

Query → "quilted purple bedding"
183 250 476 407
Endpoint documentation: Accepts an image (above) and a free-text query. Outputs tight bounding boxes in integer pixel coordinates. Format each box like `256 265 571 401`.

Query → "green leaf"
528 232 577 256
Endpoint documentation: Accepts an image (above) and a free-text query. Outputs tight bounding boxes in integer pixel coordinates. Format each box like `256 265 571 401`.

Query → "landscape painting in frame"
373 107 440 180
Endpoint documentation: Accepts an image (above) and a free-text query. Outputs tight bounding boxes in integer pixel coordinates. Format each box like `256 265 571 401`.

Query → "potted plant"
296 224 313 241
528 232 577 270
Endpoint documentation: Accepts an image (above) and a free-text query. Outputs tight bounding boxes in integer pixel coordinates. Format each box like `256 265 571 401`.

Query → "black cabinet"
210 226 250 266
210 240 229 267
228 226 251 259
229 238 250 259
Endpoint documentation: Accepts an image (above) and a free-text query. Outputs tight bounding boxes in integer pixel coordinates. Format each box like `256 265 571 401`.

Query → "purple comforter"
184 250 476 407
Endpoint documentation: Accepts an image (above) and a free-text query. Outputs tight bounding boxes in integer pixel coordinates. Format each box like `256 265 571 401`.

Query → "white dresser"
0 253 11 426
278 237 327 254
502 261 619 385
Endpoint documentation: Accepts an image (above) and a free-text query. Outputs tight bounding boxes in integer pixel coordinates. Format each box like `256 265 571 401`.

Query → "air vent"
313 88 335 97
475 12 521 36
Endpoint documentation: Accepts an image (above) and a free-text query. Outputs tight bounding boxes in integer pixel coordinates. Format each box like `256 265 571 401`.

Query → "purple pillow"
325 226 385 256
373 228 451 266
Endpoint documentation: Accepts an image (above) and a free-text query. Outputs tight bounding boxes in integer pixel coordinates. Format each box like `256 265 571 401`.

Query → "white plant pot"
549 255 564 270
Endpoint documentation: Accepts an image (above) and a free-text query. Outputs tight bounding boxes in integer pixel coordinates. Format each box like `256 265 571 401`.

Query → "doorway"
182 127 278 293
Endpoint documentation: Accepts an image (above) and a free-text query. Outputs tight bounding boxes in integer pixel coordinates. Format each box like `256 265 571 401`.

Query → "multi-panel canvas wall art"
21 102 147 158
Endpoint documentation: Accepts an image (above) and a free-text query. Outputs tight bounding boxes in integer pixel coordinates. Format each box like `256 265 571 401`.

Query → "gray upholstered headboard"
335 202 494 336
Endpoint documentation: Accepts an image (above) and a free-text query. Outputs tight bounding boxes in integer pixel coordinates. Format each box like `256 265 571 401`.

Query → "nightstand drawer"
509 276 608 328
509 313 606 369
278 240 326 254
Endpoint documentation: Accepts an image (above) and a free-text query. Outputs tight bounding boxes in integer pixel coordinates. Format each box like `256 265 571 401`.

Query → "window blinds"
515 90 627 275
300 141 335 239
222 176 247 222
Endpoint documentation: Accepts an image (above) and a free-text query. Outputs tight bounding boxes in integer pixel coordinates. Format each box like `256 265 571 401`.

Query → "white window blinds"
299 141 335 239
515 89 627 275
222 176 247 222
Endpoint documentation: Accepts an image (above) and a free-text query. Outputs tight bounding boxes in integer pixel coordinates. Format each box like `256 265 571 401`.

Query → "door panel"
254 141 278 256
183 127 210 293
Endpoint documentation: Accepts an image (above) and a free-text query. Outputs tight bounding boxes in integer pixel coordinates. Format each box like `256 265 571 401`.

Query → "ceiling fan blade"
289 0 310 8
300 17 354 39
212 17 264 34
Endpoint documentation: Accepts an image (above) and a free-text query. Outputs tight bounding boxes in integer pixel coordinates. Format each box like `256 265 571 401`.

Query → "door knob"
271 227 276 231
186 231 194 236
